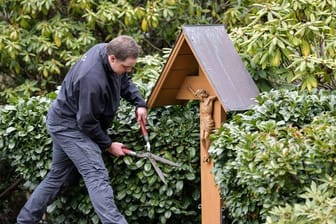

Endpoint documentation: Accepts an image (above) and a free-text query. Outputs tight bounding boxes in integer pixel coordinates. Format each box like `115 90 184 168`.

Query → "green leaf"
176 180 184 192
123 156 133 166
6 127 16 134
185 173 195 180
144 163 152 172
164 210 172 219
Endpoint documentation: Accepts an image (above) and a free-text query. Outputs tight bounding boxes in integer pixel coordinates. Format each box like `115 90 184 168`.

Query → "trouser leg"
49 128 127 224
17 140 78 224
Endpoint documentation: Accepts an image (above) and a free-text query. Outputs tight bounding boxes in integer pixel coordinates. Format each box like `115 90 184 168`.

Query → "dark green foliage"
0 152 26 224
210 89 336 223
266 177 336 223
0 94 55 223
0 96 54 186
0 95 201 223
41 100 202 224
109 101 201 224
222 0 336 91
0 80 42 105
0 0 224 90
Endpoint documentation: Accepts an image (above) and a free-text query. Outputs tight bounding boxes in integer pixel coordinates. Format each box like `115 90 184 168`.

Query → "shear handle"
121 147 137 156
139 119 149 141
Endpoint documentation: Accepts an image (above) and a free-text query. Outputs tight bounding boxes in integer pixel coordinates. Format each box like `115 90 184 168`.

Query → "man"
17 35 147 224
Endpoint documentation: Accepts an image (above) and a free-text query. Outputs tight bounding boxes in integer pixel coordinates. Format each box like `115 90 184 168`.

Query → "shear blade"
149 154 180 167
149 158 167 184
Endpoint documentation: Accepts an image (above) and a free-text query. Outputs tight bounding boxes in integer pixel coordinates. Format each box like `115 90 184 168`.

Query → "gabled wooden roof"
147 25 259 111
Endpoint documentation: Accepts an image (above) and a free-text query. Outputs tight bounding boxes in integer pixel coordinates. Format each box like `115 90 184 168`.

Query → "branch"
0 178 22 199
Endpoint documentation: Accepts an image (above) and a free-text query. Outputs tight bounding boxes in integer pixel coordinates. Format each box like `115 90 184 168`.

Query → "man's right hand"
106 142 126 157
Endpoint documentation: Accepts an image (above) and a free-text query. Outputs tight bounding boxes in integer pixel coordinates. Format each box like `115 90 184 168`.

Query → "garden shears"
122 120 179 184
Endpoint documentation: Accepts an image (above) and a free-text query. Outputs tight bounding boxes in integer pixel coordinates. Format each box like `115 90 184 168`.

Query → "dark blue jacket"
49 43 146 149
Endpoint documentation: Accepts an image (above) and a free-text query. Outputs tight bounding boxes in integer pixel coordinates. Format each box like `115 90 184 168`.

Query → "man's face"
108 55 137 75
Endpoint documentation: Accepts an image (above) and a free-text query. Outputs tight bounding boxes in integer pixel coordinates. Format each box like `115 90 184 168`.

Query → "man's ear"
108 55 116 63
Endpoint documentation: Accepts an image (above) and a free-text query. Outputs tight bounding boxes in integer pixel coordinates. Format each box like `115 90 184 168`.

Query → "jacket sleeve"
76 76 112 150
120 74 147 108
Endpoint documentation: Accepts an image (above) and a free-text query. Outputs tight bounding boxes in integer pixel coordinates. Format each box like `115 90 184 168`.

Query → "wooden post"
200 100 226 224
177 71 226 224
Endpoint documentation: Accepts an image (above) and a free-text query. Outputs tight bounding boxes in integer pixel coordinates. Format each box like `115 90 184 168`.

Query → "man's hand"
106 142 126 157
136 107 147 125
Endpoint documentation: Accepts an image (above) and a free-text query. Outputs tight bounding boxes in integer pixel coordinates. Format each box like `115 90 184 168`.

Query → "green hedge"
266 177 336 223
210 89 336 223
0 94 201 223
2 87 336 223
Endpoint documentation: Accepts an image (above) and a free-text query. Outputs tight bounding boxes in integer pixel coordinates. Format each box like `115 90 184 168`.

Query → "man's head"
107 35 141 75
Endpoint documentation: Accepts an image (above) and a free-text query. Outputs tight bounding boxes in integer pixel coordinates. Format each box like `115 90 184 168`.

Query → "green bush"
0 149 26 224
0 93 55 223
0 96 201 224
109 101 201 224
222 0 336 91
210 89 336 223
266 177 336 223
0 0 223 90
0 95 54 186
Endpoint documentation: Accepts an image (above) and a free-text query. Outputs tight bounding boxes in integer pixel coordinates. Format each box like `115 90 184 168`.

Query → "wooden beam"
147 33 187 108
200 100 225 224
179 40 193 54
154 89 185 106
163 70 191 89
172 54 198 70
176 75 216 100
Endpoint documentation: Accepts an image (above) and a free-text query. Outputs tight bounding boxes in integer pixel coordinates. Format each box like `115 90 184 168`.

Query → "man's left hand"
136 107 147 125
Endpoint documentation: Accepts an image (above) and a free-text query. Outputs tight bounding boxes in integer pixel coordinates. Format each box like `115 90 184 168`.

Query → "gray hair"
106 35 141 61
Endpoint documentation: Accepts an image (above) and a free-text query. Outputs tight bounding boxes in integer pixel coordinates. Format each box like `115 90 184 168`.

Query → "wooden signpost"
147 25 259 224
